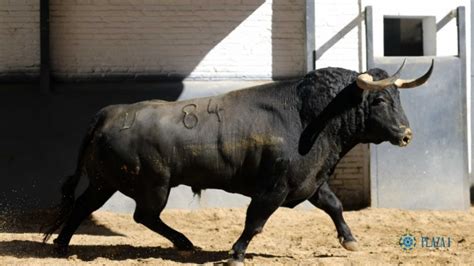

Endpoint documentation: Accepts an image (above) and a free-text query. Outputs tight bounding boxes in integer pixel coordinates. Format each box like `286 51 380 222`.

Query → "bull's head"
357 59 434 147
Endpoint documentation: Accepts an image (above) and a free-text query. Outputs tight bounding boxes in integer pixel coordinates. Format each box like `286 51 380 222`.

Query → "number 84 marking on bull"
182 99 223 129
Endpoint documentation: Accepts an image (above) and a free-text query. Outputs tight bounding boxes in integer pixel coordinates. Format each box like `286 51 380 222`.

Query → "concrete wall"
0 0 39 80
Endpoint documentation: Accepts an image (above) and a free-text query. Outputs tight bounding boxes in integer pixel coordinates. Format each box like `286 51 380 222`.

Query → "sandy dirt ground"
0 207 473 265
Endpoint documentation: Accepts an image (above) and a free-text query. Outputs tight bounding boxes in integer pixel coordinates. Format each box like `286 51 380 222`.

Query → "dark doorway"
384 18 424 56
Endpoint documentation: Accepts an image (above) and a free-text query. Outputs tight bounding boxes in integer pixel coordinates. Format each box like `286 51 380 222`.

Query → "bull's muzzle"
399 127 412 147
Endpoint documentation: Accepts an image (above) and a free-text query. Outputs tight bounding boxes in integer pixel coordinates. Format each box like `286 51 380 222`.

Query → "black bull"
42 61 433 263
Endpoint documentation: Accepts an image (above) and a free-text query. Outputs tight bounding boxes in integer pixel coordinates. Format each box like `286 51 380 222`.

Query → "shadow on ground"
0 210 123 236
0 240 292 264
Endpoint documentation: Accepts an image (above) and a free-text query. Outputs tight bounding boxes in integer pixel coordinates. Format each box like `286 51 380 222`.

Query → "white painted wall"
0 0 306 80
48 0 305 80
315 0 362 71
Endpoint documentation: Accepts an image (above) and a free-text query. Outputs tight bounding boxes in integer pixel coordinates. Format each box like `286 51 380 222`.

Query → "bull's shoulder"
224 80 297 99
310 67 358 78
302 67 359 91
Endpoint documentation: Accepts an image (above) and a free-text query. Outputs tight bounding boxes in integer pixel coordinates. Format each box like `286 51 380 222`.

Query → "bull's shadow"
0 210 123 236
0 240 291 264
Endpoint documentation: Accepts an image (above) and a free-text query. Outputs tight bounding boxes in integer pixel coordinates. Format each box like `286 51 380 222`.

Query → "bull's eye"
371 97 386 106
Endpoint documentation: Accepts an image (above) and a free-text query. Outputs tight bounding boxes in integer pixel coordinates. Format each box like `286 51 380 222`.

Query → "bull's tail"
41 112 104 243
41 173 80 243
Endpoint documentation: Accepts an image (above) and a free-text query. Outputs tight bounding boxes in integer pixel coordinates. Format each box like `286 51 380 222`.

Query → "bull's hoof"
226 250 245 265
341 240 359 251
53 239 68 257
226 258 244 266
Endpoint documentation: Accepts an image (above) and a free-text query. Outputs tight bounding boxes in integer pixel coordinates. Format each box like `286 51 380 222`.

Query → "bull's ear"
357 59 406 90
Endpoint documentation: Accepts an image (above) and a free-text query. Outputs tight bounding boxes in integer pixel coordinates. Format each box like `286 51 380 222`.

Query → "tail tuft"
41 174 79 242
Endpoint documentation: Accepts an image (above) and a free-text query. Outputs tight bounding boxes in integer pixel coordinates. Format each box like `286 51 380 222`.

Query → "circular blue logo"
399 233 416 251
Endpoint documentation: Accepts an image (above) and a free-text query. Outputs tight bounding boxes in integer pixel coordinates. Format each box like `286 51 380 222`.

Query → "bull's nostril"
399 128 413 147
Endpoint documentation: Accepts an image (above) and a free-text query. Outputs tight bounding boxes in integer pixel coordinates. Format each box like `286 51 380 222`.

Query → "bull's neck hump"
296 89 365 159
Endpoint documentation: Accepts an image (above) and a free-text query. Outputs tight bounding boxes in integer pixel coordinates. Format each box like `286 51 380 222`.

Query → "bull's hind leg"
309 182 358 251
54 184 115 255
133 186 194 251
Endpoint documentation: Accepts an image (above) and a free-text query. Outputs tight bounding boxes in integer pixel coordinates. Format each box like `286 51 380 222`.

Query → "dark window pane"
384 18 424 56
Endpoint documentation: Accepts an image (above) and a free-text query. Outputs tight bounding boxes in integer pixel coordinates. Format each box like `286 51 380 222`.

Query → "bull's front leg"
309 181 358 251
228 159 289 264
228 188 288 264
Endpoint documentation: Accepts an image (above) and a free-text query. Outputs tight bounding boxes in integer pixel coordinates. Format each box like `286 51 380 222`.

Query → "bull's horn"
356 59 406 90
394 59 434 89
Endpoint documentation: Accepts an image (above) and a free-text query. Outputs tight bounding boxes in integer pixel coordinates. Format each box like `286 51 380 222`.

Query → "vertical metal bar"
365 6 376 207
456 6 471 208
458 7 466 58
365 6 374 69
305 0 315 71
40 0 50 93
470 1 474 198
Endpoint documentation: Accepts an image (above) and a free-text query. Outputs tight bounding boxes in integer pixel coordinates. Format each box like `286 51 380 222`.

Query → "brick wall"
0 0 305 80
48 0 305 80
0 0 39 79
329 144 369 209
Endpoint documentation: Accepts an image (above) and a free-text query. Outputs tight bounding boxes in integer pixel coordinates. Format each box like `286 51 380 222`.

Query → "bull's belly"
169 160 260 196
95 134 320 200
93 142 253 197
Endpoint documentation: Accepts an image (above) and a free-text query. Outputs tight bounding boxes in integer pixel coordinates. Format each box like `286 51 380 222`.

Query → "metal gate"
366 7 470 209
